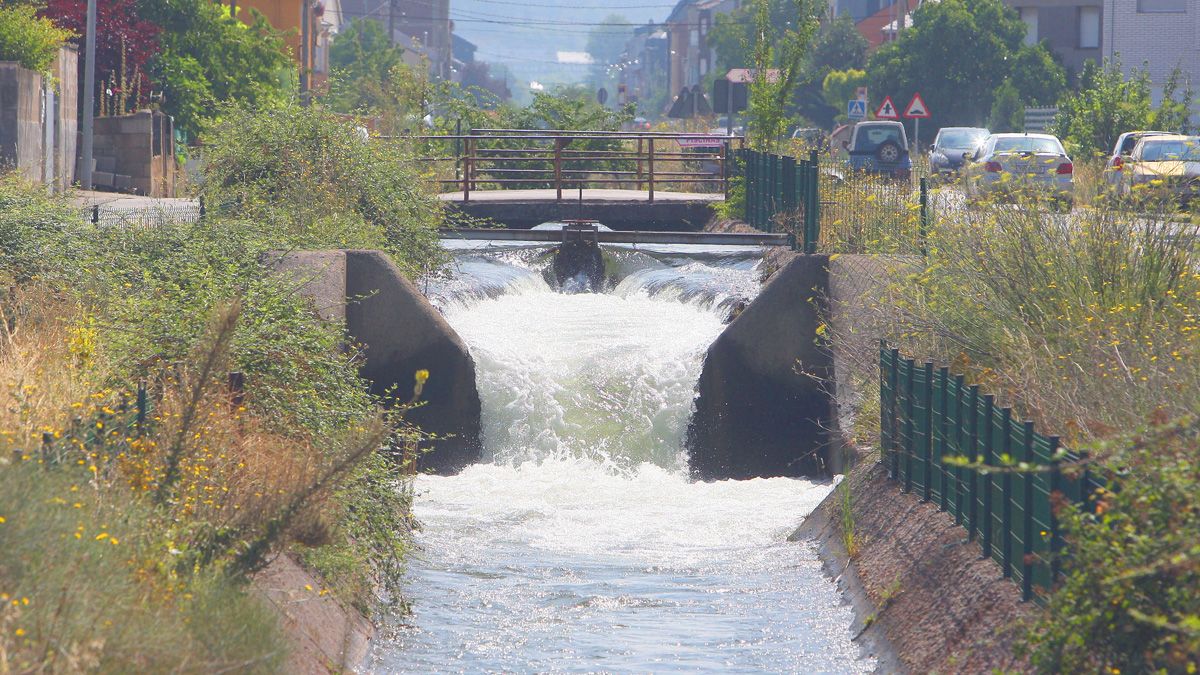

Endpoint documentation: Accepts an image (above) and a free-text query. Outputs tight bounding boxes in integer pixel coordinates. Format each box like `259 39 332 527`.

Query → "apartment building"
1104 0 1199 101
1002 1 1104 77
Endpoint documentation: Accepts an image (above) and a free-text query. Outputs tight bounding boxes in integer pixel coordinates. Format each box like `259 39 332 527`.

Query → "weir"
370 238 870 671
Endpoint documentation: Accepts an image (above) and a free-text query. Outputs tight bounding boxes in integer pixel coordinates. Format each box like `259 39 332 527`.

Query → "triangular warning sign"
875 96 899 120
904 93 930 119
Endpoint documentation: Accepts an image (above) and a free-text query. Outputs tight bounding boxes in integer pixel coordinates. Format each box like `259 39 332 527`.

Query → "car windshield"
938 129 987 149
1140 139 1200 162
992 137 1064 154
855 125 905 151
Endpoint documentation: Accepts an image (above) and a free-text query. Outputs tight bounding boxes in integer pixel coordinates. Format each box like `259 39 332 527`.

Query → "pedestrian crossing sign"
847 99 867 120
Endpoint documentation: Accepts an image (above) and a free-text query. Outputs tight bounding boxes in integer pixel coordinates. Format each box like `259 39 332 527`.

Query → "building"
617 23 670 109
664 0 740 103
1002 1 1103 77
853 0 920 50
236 0 340 91
1104 0 1199 102
336 0 452 80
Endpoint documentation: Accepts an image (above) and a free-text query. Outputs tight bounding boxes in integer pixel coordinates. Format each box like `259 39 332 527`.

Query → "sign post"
902 92 931 150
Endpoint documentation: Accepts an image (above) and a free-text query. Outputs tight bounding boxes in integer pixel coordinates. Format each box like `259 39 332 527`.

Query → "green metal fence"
740 149 820 253
879 342 1103 601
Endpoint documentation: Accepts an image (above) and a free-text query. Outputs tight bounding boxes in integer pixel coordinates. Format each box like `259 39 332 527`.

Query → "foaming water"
370 246 870 673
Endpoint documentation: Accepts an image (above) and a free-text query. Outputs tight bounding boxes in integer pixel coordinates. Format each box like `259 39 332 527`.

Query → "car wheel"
876 141 901 163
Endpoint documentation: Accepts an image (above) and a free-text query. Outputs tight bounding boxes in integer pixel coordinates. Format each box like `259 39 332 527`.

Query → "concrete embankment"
269 249 483 474
792 449 1037 673
687 253 843 479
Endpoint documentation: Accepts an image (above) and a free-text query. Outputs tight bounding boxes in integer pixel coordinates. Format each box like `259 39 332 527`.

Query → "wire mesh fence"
83 201 204 228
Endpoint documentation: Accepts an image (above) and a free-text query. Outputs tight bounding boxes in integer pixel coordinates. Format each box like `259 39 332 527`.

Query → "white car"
963 133 1073 206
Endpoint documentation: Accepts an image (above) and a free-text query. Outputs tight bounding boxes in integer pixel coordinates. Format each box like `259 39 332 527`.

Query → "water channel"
370 236 871 673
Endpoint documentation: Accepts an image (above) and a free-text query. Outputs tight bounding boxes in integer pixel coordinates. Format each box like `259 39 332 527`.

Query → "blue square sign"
847 99 867 120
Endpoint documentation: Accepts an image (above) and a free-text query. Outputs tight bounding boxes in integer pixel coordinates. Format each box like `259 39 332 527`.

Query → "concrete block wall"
91 110 176 196
0 63 45 181
1106 0 1200 101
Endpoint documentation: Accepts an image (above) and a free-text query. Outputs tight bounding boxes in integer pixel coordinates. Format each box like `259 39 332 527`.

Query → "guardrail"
879 342 1104 601
395 129 744 203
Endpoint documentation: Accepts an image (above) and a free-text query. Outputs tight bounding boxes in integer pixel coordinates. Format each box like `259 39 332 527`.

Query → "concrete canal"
369 235 871 672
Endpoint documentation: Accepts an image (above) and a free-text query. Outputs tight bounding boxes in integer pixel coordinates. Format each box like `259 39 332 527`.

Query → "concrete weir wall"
687 254 843 479
270 250 482 474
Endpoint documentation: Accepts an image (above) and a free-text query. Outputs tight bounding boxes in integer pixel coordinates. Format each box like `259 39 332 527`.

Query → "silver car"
963 133 1073 206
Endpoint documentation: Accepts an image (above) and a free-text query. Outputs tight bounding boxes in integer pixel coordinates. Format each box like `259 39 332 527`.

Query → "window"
1138 0 1186 12
1019 7 1038 46
1079 7 1101 48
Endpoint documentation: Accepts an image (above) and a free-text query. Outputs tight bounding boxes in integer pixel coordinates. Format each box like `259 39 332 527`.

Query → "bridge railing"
880 342 1104 602
391 129 744 202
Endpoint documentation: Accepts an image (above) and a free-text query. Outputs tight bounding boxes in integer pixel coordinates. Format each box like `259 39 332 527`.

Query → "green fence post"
919 176 929 257
903 359 915 493
743 150 754 225
922 362 934 502
938 366 950 511
890 348 901 479
1048 435 1063 583
1021 420 1036 601
1000 407 1014 578
967 385 980 541
879 341 891 470
806 150 820 254
981 394 996 560
953 374 966 525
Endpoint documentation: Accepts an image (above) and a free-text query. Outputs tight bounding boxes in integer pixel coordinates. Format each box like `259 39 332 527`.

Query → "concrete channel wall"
268 249 482 474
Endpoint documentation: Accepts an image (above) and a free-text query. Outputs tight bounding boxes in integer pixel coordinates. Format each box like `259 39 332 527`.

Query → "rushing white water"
370 246 871 673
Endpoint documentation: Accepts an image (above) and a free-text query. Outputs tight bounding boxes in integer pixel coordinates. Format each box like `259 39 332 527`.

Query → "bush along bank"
0 102 443 671
819 188 1200 672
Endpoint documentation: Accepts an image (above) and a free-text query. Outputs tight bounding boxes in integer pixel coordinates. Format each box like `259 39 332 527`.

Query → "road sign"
903 92 930 119
847 99 867 120
876 96 899 119
725 68 781 84
855 86 868 101
676 135 726 148
597 88 608 105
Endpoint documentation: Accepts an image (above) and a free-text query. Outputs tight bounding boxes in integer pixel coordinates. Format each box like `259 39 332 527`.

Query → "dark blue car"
929 126 989 175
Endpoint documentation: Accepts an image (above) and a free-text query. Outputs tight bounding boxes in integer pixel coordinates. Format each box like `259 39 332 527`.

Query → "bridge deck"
438 228 789 247
438 189 723 204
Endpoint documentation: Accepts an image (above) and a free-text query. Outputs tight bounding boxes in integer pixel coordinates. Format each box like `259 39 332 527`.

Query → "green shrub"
199 102 446 277
0 5 72 75
1024 418 1200 673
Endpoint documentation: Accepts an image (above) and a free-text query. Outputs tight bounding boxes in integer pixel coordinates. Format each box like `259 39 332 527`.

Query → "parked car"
928 127 989 175
1112 134 1200 205
842 121 911 178
962 133 1073 206
791 127 829 152
1103 130 1169 190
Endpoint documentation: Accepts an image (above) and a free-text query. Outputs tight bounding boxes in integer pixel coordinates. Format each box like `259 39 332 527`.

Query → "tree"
1008 43 1066 106
810 14 867 74
865 0 1062 131
1052 58 1193 158
326 18 407 113
42 0 159 112
136 0 291 136
0 4 72 74
988 79 1023 132
744 0 821 150
823 68 867 124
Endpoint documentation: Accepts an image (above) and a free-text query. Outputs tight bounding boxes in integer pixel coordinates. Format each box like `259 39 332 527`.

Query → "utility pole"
388 0 396 45
299 0 310 105
80 0 97 189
